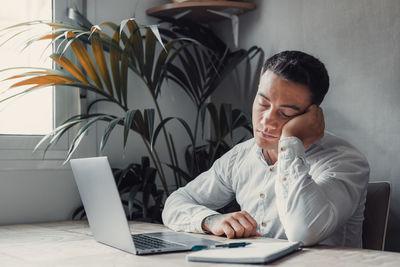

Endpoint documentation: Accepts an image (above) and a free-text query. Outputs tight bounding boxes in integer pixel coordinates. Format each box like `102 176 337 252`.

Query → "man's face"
252 70 312 151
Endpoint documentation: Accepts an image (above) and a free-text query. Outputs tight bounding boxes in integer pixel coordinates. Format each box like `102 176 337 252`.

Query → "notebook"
70 156 220 255
186 241 302 264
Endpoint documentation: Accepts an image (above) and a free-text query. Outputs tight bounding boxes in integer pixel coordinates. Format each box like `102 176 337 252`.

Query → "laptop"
70 156 220 255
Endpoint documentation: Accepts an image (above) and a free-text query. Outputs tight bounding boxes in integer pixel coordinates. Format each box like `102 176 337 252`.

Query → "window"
0 0 88 162
0 0 53 135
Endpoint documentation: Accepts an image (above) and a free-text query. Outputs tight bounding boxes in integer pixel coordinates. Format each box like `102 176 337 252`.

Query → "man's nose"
261 110 278 130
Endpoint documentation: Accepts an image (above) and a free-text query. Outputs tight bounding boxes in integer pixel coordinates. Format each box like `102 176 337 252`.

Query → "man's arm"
275 136 369 245
162 182 222 234
276 105 369 246
162 145 261 238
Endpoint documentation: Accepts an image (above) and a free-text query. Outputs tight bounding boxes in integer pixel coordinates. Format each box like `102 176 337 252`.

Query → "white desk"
0 221 399 266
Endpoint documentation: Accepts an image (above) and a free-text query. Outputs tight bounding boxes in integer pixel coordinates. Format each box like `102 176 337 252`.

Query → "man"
162 51 369 247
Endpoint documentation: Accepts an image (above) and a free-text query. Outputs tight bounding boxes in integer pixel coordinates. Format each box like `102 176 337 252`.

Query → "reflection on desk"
0 221 399 266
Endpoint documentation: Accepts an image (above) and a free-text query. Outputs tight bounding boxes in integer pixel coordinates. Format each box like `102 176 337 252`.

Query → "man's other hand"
281 104 325 148
201 211 262 238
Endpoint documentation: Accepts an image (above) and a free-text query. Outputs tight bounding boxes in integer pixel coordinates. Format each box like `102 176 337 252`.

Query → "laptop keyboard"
132 234 186 250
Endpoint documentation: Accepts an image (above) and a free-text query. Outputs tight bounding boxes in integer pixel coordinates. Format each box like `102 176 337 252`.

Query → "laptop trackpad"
144 232 221 246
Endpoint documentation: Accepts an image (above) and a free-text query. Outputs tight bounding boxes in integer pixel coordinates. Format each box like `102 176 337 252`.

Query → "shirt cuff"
276 137 309 195
278 136 305 161
191 209 220 234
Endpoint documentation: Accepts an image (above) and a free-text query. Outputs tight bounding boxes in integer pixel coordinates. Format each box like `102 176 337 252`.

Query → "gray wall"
213 0 400 251
0 0 182 225
0 0 86 225
86 0 196 192
2 0 399 252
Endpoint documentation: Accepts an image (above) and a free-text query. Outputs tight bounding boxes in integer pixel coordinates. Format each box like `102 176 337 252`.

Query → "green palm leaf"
34 117 84 153
125 19 144 73
99 21 129 44
50 53 90 84
120 37 130 106
149 25 165 51
1 68 121 108
110 30 122 102
100 117 124 154
90 27 113 97
151 117 194 152
59 31 90 56
34 114 107 158
144 28 156 88
220 104 233 139
65 115 113 163
123 109 141 149
203 103 220 139
65 31 103 90
143 109 155 142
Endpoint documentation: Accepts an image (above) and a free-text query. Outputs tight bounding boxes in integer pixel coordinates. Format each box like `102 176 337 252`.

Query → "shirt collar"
255 144 277 167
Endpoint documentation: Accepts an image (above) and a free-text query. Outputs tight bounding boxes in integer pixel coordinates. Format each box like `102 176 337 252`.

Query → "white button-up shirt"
162 132 370 247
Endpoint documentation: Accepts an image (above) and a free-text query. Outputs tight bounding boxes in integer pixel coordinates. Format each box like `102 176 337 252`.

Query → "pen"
191 242 252 251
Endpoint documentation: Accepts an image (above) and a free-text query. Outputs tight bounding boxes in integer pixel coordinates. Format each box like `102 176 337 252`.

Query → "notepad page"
186 241 301 264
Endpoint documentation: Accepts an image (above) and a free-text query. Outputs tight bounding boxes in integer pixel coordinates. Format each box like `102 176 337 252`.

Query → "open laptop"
70 156 220 255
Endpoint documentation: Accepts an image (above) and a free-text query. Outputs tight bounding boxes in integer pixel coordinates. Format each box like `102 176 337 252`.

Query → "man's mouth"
257 130 278 140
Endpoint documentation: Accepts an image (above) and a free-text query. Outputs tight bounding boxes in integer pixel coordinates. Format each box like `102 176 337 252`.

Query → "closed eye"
280 112 291 118
280 111 300 118
258 101 270 108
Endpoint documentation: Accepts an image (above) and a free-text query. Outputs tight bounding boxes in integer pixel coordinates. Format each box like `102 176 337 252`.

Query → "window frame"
0 0 94 164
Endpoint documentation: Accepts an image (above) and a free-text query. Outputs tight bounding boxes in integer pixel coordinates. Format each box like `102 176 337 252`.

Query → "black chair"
362 181 391 250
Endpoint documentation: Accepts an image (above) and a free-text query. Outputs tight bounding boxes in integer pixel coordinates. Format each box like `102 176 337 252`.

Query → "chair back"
362 181 391 250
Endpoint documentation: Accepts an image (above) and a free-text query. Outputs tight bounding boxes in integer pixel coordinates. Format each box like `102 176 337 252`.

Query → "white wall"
213 0 400 251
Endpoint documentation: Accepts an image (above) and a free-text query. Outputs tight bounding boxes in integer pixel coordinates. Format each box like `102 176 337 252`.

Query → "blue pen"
191 242 252 251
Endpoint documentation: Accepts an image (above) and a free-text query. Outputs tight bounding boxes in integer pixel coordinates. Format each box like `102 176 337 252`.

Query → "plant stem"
210 139 222 164
151 146 170 195
190 108 200 177
150 90 179 187
168 134 181 188
142 137 169 195
135 73 178 189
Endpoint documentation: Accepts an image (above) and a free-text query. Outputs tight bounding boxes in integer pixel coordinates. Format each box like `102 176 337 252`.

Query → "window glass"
0 0 53 135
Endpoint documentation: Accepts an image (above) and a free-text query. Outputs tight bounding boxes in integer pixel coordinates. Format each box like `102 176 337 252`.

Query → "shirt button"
282 177 287 181
269 167 274 172
259 193 265 198
280 146 286 151
261 222 266 227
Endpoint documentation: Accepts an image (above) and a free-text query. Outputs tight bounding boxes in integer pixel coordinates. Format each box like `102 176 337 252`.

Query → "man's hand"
281 105 325 148
201 211 262 239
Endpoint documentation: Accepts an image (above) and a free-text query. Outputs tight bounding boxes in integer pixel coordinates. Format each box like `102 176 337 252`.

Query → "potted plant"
0 8 263 222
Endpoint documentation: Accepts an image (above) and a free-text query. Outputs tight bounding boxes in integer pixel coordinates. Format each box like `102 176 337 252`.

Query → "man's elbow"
161 207 169 226
285 225 321 246
161 189 180 227
284 214 336 246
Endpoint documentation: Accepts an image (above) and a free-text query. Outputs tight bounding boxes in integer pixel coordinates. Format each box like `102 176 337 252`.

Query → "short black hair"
262 51 329 105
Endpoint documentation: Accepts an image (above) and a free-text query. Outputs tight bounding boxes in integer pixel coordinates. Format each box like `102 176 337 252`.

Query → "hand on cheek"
281 105 325 148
